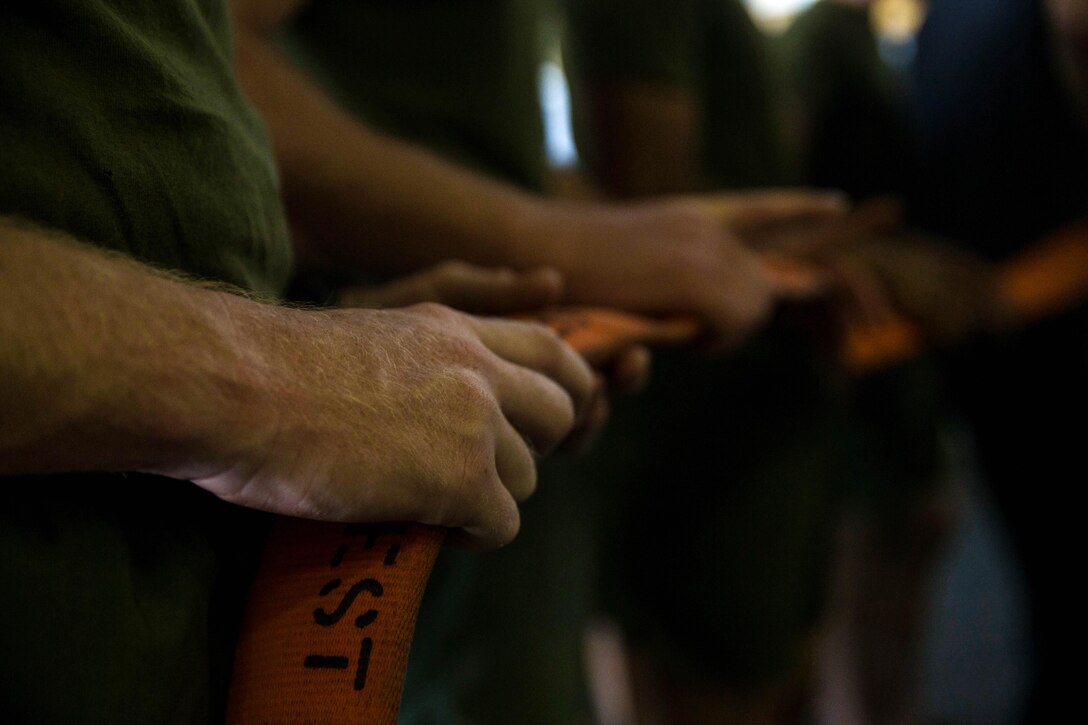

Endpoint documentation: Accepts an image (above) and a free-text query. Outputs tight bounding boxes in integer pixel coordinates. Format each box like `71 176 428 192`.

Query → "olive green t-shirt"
1 2 292 722
564 0 853 686
0 0 292 296
287 0 549 192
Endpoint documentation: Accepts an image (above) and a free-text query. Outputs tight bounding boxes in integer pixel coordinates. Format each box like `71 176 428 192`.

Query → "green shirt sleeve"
0 0 293 298
288 0 549 191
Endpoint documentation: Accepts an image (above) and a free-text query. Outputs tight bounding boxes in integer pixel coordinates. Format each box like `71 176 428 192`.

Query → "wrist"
507 196 596 270
140 289 290 480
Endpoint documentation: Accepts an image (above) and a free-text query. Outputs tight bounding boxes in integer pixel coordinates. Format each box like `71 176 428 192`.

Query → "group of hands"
186 190 1003 548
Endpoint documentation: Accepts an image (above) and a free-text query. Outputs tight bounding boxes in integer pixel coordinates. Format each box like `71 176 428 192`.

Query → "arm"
231 0 547 273
230 0 844 344
0 220 595 547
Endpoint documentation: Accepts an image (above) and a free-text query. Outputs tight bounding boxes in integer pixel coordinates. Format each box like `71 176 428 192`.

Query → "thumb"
336 263 564 313
436 264 565 314
699 188 849 234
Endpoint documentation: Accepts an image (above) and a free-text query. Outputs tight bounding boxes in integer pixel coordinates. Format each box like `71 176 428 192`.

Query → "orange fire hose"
227 228 1087 724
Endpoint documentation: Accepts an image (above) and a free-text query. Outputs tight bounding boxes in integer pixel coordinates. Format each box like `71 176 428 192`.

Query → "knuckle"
448 368 500 418
411 301 459 322
433 323 495 368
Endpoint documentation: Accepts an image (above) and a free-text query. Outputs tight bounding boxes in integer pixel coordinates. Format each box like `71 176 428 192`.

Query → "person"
780 5 966 724
572 3 1021 722
268 4 639 720
230 0 842 348
0 1 600 721
228 1 847 722
565 2 853 722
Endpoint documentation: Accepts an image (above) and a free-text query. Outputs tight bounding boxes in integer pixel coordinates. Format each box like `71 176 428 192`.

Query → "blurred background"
285 1 1086 722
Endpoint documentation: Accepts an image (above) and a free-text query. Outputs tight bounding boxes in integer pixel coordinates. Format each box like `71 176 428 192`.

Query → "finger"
535 309 698 366
436 264 564 314
468 317 597 416
494 417 538 503
607 345 652 395
451 481 522 551
446 434 523 550
336 263 564 314
744 196 904 258
489 356 581 455
700 189 848 233
336 270 452 309
560 388 610 456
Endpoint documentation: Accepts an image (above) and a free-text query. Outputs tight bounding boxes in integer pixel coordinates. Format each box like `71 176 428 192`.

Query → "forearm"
0 221 274 478
232 26 552 274
0 219 601 541
225 1 839 344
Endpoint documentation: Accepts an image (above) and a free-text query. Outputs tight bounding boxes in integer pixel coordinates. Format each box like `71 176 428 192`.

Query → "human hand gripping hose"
227 229 1088 724
839 222 1088 370
225 308 700 725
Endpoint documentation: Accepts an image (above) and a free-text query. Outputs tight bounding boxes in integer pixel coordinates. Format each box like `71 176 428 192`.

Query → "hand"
830 233 1005 342
165 303 597 549
336 261 651 439
336 261 564 314
748 198 1004 342
533 190 846 348
743 196 905 333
